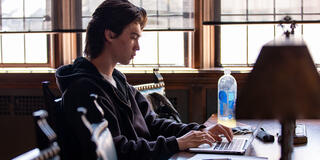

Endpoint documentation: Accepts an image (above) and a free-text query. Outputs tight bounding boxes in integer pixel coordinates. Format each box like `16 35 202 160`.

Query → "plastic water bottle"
217 69 237 127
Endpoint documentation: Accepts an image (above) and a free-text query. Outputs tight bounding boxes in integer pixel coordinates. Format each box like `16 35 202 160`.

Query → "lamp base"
280 119 295 160
278 123 308 145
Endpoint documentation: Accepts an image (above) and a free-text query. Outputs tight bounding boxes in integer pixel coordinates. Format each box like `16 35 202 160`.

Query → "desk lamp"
236 22 320 160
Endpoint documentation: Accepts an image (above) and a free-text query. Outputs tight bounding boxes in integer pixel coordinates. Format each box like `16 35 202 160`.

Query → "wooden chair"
76 94 118 160
42 82 117 160
41 81 62 132
12 110 60 160
41 82 66 159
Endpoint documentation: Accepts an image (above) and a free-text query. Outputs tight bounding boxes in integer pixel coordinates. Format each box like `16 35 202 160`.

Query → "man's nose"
135 41 140 51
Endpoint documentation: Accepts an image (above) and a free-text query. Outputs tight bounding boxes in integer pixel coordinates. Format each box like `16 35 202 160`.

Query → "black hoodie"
55 57 205 160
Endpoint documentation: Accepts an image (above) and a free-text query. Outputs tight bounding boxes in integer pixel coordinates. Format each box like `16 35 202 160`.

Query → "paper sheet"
188 154 267 160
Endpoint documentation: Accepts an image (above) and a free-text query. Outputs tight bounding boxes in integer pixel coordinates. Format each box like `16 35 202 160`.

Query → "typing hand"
176 130 216 151
202 124 233 142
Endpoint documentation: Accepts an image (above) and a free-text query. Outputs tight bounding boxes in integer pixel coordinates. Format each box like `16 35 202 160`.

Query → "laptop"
188 122 261 155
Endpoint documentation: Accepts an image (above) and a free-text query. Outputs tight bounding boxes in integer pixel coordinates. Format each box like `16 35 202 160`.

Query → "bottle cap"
224 69 231 75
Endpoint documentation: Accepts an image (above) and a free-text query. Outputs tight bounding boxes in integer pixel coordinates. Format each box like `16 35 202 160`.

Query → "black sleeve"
113 134 179 160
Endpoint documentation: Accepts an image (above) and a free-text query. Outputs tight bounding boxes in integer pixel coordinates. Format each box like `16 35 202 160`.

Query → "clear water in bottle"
217 69 237 127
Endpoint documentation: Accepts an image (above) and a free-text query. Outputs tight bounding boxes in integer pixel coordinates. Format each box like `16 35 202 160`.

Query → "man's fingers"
211 134 222 142
204 132 216 143
209 124 233 142
217 125 233 142
221 125 234 139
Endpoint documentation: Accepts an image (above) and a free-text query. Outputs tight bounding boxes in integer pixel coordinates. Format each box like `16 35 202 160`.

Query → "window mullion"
0 36 2 64
157 32 160 67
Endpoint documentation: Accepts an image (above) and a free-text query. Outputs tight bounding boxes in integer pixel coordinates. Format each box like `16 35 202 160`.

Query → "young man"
55 0 233 159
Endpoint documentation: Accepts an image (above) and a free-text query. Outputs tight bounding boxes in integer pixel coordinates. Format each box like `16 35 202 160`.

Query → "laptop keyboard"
213 138 245 151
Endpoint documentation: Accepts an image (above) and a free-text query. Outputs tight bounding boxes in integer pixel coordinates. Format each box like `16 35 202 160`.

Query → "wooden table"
170 120 320 160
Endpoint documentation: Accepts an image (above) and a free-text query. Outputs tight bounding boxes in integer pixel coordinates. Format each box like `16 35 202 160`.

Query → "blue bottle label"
219 101 224 115
219 91 227 116
219 91 227 103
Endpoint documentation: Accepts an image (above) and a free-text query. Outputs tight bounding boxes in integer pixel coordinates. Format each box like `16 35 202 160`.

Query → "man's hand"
176 130 215 151
202 124 233 142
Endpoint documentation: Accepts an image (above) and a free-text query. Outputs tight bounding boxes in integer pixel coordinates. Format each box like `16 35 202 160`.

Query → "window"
215 0 320 66
81 0 194 67
0 0 51 66
1 0 194 68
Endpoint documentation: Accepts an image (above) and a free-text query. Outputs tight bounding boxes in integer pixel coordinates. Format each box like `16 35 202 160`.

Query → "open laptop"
188 122 261 155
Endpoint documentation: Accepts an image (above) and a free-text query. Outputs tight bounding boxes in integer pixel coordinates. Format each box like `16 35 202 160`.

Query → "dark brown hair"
84 0 147 59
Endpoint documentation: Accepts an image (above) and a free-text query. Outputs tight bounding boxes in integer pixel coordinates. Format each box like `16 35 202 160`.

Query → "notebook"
188 122 261 155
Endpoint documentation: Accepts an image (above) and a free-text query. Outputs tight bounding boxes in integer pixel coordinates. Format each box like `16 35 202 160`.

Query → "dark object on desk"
232 126 252 135
278 124 307 145
256 128 274 142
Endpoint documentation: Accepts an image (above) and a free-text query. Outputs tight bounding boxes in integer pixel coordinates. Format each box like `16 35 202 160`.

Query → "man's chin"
119 61 131 65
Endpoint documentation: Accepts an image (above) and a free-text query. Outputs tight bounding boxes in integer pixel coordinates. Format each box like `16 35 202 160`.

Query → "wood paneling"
0 71 249 123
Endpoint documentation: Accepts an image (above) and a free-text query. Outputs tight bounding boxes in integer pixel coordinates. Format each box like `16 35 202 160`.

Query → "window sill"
0 67 253 74
117 67 253 74
7 66 320 74
0 68 56 73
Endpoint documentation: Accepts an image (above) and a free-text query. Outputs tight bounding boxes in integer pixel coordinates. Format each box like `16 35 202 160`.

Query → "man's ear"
104 30 116 42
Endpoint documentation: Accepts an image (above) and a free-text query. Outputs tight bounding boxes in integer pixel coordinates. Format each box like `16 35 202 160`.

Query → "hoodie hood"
55 57 127 93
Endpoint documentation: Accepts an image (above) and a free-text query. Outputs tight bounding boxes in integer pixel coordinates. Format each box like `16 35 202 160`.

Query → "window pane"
82 0 194 30
2 19 23 31
248 15 274 22
25 19 48 31
147 17 168 30
169 0 183 12
248 0 273 14
130 0 141 6
248 25 274 64
276 0 301 14
2 0 23 17
159 32 184 66
158 0 168 11
221 16 246 22
2 34 24 63
133 32 157 65
221 25 247 65
25 34 47 63
82 0 103 16
0 37 2 63
139 0 194 30
303 24 320 64
169 17 184 29
142 0 157 11
304 0 320 13
25 0 46 17
303 15 320 21
82 17 91 30
221 0 246 14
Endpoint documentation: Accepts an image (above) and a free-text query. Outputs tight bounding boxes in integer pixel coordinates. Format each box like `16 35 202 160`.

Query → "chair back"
41 81 62 131
133 69 182 123
41 81 67 159
76 94 118 160
12 110 60 160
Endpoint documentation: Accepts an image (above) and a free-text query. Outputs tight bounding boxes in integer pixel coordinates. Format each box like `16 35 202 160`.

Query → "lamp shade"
236 36 320 120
